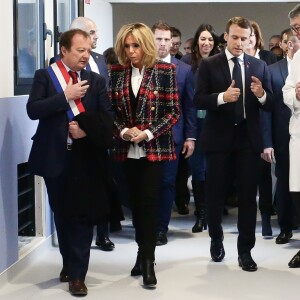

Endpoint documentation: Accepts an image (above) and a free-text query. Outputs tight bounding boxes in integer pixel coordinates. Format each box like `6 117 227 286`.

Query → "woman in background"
245 20 277 238
182 24 219 233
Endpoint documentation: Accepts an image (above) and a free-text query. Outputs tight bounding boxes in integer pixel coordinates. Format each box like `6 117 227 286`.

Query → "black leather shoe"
156 231 168 246
288 250 300 268
59 267 70 282
95 236 115 251
141 259 157 287
192 218 207 233
69 280 88 296
131 254 142 276
210 239 225 262
275 231 292 244
177 204 189 215
238 253 257 272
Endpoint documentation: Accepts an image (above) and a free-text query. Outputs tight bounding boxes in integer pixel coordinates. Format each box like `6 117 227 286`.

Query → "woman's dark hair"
103 47 118 65
190 24 219 72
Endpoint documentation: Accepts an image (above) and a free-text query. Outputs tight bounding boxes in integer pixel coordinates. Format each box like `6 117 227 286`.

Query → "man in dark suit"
50 17 115 251
152 21 197 245
27 29 114 296
262 30 300 245
194 17 273 271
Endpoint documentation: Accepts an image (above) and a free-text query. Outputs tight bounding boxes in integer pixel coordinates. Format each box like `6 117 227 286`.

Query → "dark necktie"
231 57 244 124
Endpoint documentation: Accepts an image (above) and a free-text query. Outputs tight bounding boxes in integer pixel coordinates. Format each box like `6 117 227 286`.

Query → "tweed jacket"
109 61 180 161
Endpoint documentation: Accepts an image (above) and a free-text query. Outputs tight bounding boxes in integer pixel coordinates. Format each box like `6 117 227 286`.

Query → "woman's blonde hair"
115 22 157 68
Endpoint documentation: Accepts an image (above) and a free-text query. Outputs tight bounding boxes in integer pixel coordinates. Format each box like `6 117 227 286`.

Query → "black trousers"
125 158 162 260
206 122 259 254
275 147 294 232
258 159 273 214
175 153 190 207
44 156 94 281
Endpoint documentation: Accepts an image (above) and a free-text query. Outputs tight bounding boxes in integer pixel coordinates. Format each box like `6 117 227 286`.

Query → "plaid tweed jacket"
109 61 180 161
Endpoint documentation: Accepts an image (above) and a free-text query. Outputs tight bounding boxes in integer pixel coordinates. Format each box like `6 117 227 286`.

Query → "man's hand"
64 78 89 100
182 140 195 158
295 82 300 101
261 147 275 163
223 80 241 102
69 121 87 139
251 76 264 98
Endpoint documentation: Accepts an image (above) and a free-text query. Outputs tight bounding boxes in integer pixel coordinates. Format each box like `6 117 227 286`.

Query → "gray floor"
1 206 300 300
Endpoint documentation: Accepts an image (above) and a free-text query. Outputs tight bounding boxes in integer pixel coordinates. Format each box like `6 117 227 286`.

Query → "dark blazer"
262 58 290 152
170 57 197 145
49 51 109 88
194 51 273 153
259 49 278 66
27 68 113 178
110 61 180 162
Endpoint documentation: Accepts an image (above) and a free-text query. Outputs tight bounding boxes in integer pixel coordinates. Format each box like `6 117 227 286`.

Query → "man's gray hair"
288 4 300 19
69 17 95 32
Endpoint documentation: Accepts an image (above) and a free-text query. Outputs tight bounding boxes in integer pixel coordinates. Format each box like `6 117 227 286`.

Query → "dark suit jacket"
110 61 180 162
27 68 113 178
259 49 278 66
49 51 109 88
27 67 115 223
262 58 290 152
194 51 273 153
170 57 197 145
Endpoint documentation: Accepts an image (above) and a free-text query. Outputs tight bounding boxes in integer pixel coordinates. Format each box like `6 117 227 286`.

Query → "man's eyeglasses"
291 25 300 33
172 42 182 47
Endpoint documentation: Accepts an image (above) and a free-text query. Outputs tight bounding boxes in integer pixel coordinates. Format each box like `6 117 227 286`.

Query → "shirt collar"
161 53 171 63
225 48 244 63
61 60 81 77
131 63 145 76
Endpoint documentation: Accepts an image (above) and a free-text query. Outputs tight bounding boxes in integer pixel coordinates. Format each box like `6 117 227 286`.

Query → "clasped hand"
65 78 90 101
123 127 147 144
69 121 86 139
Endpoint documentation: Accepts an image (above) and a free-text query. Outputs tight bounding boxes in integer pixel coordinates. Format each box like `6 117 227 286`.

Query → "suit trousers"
159 144 182 233
258 159 273 214
275 147 294 232
44 152 94 280
205 121 259 254
125 158 162 260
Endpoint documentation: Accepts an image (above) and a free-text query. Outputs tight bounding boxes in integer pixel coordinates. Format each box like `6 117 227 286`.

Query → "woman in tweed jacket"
110 22 180 287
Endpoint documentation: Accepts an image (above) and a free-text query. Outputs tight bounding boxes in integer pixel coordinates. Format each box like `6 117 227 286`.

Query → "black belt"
67 144 72 151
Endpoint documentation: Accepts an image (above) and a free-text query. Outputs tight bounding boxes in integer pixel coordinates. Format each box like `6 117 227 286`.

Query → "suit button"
151 107 155 111
154 90 158 95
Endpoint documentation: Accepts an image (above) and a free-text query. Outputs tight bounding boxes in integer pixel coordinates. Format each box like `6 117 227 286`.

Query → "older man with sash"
27 29 114 296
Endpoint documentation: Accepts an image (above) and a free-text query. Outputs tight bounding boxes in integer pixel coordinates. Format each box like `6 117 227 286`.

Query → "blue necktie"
231 57 244 124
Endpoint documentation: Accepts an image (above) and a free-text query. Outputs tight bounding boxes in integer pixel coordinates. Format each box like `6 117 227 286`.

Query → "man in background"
152 21 196 245
170 26 183 59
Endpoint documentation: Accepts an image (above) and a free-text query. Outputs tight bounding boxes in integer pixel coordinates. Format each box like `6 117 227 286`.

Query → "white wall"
0 96 38 273
0 2 14 97
84 0 113 53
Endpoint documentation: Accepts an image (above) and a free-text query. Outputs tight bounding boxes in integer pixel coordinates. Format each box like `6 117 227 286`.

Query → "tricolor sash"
47 60 85 120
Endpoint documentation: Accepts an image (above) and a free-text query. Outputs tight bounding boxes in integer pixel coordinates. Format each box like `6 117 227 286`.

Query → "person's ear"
224 32 228 42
